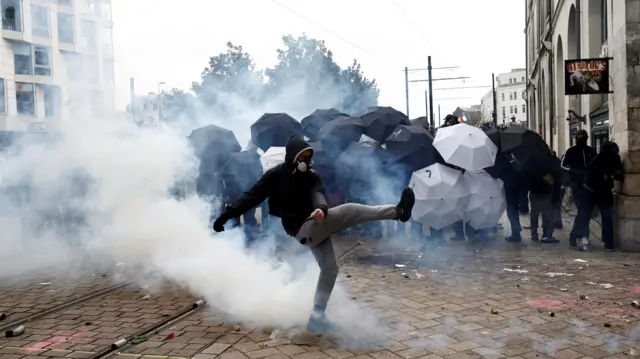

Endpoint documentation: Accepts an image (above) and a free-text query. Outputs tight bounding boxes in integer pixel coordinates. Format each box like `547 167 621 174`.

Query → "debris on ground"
164 332 175 340
40 282 51 285
130 336 148 344
560 288 568 292
490 308 499 315
604 323 611 328
548 312 555 317
580 294 588 300
545 272 574 277
573 259 586 263
415 273 424 279
632 301 639 308
401 273 409 279
142 295 151 300
85 321 92 325
600 283 614 289
0 313 5 320
394 264 406 268
233 325 241 331
504 268 528 273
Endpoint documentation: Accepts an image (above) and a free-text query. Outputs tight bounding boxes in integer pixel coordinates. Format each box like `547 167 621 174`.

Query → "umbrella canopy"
384 125 439 173
301 108 349 141
484 127 500 148
335 142 388 181
260 146 286 172
219 150 263 194
308 141 337 184
463 170 506 230
189 124 241 174
318 116 365 154
408 163 471 229
250 113 302 151
433 123 498 171
360 106 411 142
500 126 551 177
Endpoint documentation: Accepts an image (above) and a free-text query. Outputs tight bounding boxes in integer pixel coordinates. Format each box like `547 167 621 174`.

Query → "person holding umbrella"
212 136 415 334
562 130 597 249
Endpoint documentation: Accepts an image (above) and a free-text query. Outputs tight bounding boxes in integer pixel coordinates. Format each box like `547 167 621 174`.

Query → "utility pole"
404 67 410 118
427 56 434 127
492 73 497 125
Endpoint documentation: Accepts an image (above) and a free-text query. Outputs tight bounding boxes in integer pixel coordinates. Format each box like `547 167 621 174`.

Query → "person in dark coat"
580 141 623 251
212 136 415 334
562 130 597 249
528 154 562 243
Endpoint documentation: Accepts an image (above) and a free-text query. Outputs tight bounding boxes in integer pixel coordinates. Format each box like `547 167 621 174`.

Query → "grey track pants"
294 203 399 312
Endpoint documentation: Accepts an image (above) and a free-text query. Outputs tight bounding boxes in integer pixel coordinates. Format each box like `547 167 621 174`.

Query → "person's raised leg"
295 188 415 246
307 237 339 334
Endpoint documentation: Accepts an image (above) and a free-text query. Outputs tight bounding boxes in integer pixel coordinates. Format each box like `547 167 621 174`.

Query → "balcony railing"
2 17 18 31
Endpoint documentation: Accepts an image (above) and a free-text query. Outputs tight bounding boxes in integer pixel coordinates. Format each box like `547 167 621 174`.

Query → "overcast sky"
112 0 525 121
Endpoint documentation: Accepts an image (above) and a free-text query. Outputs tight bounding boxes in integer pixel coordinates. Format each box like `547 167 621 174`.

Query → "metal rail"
2 281 131 336
88 299 206 359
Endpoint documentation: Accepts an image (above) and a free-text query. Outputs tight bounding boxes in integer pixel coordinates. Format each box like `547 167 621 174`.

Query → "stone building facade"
525 0 640 251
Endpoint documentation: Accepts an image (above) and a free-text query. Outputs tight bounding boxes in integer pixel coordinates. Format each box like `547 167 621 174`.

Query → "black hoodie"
221 136 328 235
584 141 623 193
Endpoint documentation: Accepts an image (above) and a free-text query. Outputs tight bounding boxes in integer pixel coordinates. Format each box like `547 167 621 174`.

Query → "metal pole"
492 73 497 125
404 67 410 118
438 104 441 123
424 90 428 119
129 77 136 123
427 56 434 127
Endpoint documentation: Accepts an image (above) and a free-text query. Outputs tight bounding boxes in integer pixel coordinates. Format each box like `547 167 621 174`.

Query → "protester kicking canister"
213 136 415 335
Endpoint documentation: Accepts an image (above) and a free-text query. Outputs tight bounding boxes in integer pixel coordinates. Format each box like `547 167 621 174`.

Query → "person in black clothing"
212 136 415 334
581 141 623 251
562 130 597 249
528 154 562 243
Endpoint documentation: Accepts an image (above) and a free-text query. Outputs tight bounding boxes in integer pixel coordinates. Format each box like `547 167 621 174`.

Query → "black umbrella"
360 106 411 142
219 150 263 195
318 116 365 154
335 142 389 183
484 127 501 148
383 125 439 173
301 108 349 141
250 113 302 151
188 124 241 171
500 126 551 178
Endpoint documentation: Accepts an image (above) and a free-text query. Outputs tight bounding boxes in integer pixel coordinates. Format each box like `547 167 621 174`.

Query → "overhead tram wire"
270 0 402 69
389 0 439 56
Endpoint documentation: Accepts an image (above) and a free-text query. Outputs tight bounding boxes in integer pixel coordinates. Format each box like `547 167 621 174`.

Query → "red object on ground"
165 332 175 340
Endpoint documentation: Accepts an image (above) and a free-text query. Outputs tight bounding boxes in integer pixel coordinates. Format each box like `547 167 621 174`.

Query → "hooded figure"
213 136 416 334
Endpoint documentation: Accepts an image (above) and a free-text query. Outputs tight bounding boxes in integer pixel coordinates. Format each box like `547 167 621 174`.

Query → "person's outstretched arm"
222 169 275 219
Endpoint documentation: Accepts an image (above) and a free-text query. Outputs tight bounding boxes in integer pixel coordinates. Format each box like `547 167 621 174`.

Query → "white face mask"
297 160 310 172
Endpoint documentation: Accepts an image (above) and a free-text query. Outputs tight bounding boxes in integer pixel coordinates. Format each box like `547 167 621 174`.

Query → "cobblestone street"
0 212 639 359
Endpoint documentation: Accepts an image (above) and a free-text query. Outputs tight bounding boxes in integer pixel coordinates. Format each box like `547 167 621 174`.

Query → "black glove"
213 216 228 232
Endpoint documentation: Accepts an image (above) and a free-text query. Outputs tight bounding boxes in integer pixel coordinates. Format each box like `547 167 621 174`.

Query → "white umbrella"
433 123 498 171
463 170 506 230
408 163 471 229
260 146 286 171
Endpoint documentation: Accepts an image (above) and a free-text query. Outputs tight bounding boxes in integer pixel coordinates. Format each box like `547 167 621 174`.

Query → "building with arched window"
525 0 640 251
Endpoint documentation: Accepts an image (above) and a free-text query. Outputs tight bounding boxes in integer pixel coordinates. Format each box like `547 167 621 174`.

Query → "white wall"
496 70 527 124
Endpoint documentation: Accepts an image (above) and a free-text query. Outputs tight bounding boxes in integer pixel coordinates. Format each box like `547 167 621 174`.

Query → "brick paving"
0 213 638 359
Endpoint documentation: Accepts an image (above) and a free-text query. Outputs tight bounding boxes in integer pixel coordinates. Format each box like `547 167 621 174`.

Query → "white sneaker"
579 237 589 251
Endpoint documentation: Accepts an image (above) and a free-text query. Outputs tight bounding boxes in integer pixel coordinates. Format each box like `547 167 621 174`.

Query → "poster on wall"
564 58 611 95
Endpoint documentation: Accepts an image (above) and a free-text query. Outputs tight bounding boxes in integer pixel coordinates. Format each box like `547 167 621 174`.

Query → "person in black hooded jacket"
579 141 623 251
213 136 415 334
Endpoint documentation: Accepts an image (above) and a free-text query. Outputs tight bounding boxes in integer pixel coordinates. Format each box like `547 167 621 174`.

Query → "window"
514 106 518 114
3 1 21 31
63 53 82 81
34 46 51 76
0 78 6 113
514 91 518 99
44 85 61 118
522 104 526 113
501 107 506 120
57 0 73 6
58 13 75 44
601 0 608 43
31 5 50 38
84 0 97 14
521 76 525 82
509 78 512 84
13 42 32 75
501 93 505 101
509 106 513 114
80 20 97 49
100 1 111 20
16 83 35 116
509 93 513 100
103 59 114 86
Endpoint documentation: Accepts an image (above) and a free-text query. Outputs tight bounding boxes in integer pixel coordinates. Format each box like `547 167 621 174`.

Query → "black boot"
396 187 415 222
